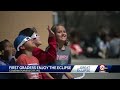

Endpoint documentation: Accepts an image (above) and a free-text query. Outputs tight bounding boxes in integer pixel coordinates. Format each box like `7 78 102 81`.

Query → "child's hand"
47 25 55 37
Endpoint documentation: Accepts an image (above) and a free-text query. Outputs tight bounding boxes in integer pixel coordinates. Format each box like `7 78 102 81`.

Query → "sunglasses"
31 32 40 39
17 37 32 51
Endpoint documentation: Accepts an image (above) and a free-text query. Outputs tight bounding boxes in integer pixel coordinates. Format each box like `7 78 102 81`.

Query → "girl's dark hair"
0 39 10 51
51 24 68 46
19 27 37 37
0 39 10 58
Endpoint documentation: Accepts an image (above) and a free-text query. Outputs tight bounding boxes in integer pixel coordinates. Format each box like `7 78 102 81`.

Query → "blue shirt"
0 57 16 79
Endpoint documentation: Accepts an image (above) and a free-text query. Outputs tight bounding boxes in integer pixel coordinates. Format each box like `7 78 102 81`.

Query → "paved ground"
63 58 120 79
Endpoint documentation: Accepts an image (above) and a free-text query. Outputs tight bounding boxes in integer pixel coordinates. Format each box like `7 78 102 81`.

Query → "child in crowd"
47 24 74 79
16 26 56 79
14 35 42 79
0 39 16 79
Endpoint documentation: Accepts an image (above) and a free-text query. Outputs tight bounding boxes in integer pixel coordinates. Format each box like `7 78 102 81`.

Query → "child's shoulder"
31 55 38 60
17 54 27 61
17 54 28 64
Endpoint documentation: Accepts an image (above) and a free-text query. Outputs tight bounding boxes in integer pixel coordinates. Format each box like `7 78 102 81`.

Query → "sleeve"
32 37 57 64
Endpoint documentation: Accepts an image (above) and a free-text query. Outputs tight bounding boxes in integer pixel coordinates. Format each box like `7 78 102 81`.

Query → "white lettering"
9 66 19 69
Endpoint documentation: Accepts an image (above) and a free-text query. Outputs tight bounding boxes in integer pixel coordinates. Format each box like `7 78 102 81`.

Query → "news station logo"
77 65 90 73
99 64 108 72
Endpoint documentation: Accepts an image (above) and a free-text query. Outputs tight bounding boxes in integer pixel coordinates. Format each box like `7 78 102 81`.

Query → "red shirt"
17 54 42 79
32 37 57 79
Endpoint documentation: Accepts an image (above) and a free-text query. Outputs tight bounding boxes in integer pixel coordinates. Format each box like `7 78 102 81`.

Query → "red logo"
99 64 107 72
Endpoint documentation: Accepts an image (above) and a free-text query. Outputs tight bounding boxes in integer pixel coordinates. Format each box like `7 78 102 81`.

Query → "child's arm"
64 73 74 79
32 37 56 64
45 73 54 79
32 26 57 64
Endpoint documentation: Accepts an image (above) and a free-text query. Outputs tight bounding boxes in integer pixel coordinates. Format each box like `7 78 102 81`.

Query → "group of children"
0 24 74 79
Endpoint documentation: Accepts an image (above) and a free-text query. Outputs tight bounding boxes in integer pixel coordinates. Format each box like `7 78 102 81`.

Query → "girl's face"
4 42 12 51
55 26 67 43
22 39 36 51
32 33 42 47
4 42 16 56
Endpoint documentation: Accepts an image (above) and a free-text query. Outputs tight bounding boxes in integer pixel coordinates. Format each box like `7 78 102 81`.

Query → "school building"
0 11 58 50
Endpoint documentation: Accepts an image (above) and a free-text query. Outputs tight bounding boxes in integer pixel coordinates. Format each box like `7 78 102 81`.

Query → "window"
53 11 58 24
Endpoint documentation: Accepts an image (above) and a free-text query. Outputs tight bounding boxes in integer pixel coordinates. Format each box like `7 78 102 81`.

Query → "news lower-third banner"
0 65 120 73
